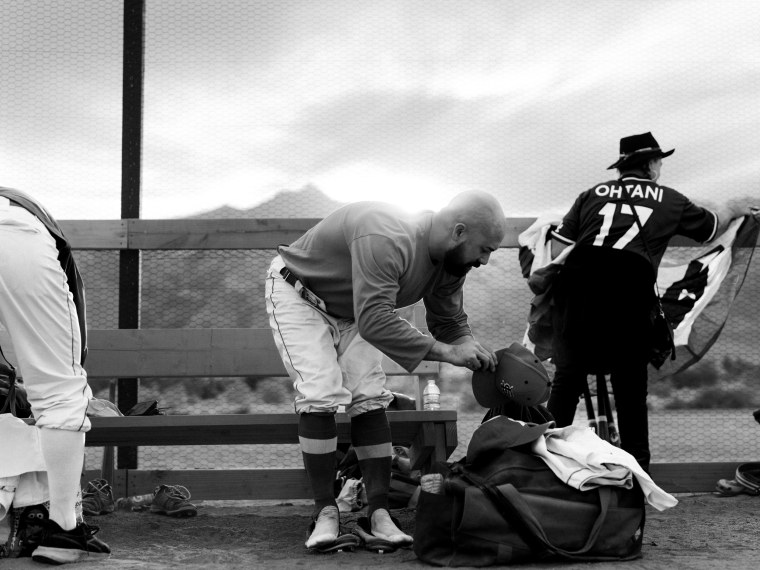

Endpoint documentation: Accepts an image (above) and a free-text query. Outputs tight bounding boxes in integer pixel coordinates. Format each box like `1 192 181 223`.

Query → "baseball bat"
595 374 610 442
583 380 598 434
599 375 621 446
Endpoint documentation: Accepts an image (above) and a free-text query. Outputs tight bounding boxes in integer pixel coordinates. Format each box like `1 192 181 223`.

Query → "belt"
279 267 299 288
278 266 327 312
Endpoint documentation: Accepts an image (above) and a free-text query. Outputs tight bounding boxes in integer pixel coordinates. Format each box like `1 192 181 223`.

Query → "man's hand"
704 196 760 234
426 338 498 372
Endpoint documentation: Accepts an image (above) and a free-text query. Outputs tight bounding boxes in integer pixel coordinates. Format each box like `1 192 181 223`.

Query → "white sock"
38 427 85 531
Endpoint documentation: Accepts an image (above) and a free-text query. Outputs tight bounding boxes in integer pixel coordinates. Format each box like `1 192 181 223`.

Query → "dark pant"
548 246 655 472
548 362 651 472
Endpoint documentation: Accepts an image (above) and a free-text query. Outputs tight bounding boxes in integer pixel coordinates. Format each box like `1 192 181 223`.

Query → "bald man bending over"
265 191 506 552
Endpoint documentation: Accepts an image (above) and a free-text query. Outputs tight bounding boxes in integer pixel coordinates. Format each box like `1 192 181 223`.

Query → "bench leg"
433 423 447 463
408 421 458 473
101 446 115 487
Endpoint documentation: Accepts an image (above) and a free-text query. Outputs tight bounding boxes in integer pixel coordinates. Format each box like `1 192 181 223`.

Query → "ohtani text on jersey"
594 182 664 202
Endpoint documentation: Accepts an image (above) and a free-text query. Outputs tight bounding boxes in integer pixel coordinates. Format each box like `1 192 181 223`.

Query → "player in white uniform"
265 190 506 552
0 187 110 564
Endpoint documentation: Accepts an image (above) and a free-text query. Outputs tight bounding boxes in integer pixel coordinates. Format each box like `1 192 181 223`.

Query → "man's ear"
452 222 467 242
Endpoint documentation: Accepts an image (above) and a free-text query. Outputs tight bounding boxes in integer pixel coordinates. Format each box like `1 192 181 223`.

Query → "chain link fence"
2 1 758 472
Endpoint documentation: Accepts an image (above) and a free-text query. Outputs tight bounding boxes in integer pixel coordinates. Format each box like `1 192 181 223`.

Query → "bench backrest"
0 326 438 408
83 327 437 379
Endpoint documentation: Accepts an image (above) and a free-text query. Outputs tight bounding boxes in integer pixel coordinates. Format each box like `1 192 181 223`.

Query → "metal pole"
118 0 145 471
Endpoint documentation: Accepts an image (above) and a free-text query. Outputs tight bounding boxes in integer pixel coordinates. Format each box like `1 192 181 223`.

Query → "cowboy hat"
471 342 551 408
607 132 675 170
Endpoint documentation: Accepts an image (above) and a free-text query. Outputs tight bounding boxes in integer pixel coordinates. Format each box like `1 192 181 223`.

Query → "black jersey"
552 176 717 268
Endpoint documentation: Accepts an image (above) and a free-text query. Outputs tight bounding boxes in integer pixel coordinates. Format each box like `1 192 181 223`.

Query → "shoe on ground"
736 462 760 494
369 508 413 546
31 520 110 564
81 479 116 516
715 478 748 496
2 504 49 558
149 484 198 517
305 505 340 550
353 518 396 554
352 508 413 553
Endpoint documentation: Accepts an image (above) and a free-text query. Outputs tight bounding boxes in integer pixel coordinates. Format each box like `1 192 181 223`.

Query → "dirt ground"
2 492 759 569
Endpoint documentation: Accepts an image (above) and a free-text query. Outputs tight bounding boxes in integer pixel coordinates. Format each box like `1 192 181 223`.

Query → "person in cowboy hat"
546 132 758 472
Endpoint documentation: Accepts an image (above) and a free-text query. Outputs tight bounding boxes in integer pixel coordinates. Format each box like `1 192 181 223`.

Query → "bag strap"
499 483 613 558
457 468 616 560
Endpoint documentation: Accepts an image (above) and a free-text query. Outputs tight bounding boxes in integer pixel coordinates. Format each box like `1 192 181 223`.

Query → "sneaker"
149 484 197 517
368 508 413 546
81 479 115 516
31 520 110 564
2 503 49 558
305 505 340 550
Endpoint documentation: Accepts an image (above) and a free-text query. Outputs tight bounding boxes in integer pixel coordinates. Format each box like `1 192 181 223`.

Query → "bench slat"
85 328 438 378
79 411 456 447
57 220 128 249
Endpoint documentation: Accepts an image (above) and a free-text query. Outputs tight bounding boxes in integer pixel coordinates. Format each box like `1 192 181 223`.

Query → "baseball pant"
0 199 91 432
264 255 394 416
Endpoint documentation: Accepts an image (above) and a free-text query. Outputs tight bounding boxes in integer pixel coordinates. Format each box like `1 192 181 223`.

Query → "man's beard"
443 242 477 277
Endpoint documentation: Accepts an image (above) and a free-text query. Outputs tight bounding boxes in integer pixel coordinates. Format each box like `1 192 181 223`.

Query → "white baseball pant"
265 255 393 416
0 198 91 431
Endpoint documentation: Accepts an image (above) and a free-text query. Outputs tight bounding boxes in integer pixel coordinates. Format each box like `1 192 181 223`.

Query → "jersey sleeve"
422 275 472 344
551 194 583 245
349 234 435 372
677 197 718 243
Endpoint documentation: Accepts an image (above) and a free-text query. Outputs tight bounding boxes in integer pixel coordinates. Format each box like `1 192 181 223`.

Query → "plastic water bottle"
423 379 441 411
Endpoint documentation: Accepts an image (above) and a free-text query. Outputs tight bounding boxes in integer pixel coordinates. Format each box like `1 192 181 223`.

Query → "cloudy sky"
1 0 759 219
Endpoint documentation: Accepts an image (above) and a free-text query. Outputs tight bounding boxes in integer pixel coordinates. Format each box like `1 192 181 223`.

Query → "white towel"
0 414 46 477
531 425 678 511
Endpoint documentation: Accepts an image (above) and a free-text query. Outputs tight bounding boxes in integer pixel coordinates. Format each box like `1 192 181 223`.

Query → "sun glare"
314 162 456 213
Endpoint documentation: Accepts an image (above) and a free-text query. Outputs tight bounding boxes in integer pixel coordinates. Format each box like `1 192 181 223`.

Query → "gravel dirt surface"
2 493 759 569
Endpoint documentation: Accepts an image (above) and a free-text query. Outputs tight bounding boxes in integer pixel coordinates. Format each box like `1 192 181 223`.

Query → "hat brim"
471 343 551 408
471 348 509 408
607 147 675 170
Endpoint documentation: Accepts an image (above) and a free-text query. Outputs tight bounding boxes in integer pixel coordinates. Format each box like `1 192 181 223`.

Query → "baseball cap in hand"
471 342 551 408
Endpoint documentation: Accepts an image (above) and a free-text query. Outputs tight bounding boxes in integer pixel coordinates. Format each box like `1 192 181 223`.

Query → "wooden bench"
44 218 470 499
6 218 468 500
77 327 456 499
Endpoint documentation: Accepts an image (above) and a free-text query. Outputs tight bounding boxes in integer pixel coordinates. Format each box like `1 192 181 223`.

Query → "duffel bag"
414 417 645 567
